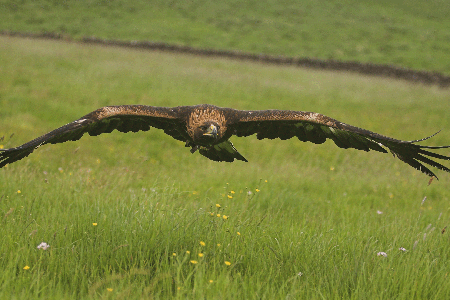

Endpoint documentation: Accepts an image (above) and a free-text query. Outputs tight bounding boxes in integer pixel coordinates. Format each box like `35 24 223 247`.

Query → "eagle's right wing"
0 105 186 168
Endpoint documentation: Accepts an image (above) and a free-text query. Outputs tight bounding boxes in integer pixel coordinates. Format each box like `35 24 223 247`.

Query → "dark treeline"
3 30 449 88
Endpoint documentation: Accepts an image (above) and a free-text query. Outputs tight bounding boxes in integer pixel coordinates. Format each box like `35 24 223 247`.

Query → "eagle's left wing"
227 109 450 178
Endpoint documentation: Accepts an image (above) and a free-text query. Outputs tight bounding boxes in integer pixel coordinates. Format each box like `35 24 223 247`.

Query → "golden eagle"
1 104 449 178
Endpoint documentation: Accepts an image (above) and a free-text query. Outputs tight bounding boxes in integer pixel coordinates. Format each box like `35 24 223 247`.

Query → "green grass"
1 0 450 74
1 36 450 299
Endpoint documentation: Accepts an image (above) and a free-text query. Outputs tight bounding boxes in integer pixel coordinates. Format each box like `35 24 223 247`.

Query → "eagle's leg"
185 141 200 153
190 145 200 154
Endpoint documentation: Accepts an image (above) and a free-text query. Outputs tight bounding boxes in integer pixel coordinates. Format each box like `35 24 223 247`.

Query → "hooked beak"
203 124 218 139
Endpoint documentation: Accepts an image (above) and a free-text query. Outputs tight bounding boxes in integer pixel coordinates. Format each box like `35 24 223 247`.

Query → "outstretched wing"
227 109 450 178
0 105 186 168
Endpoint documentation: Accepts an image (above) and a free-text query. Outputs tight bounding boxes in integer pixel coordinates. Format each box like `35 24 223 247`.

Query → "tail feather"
198 140 248 162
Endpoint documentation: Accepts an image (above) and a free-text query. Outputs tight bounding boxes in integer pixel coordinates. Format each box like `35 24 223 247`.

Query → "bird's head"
194 122 220 145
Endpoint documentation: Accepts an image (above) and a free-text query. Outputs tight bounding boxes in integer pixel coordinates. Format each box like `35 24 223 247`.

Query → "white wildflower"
37 242 50 250
377 252 387 257
398 247 407 252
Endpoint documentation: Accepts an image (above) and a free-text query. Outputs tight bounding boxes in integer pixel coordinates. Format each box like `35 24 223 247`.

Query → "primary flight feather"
1 104 450 178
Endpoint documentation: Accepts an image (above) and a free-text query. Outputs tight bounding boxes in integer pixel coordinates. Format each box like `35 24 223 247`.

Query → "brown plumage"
1 104 450 178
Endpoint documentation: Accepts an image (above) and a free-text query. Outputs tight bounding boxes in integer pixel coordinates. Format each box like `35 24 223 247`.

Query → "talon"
190 145 199 153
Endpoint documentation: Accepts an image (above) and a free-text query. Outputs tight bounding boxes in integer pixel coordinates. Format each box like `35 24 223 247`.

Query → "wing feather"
229 109 450 178
0 105 185 168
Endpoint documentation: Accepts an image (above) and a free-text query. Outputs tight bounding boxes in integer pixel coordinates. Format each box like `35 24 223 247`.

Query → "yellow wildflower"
230 190 235 194
265 180 268 183
225 261 231 266
186 251 190 254
92 223 98 226
172 253 177 256
237 232 241 236
216 204 221 208
255 188 260 192
17 190 21 194
107 288 113 292
217 243 221 247
223 215 228 220
23 265 30 270
200 241 206 246
190 260 198 264
198 253 204 258
227 195 233 199
0 145 3 149
217 214 221 217
209 280 213 283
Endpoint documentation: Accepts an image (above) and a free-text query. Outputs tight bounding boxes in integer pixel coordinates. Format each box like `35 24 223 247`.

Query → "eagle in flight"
1 104 450 178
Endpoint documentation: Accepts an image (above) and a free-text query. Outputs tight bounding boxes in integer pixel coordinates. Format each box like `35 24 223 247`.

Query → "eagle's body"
1 104 450 178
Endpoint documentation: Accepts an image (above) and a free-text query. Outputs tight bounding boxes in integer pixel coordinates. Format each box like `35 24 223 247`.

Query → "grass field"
1 35 450 299
1 1 450 298
1 0 450 74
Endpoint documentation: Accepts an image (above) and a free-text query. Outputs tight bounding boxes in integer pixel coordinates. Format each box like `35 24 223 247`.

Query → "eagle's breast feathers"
186 106 227 138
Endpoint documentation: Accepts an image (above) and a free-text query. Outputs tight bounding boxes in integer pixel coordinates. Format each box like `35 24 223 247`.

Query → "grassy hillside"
1 36 450 299
1 0 450 73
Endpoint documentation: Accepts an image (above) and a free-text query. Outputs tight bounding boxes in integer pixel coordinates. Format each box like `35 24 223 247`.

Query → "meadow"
1 35 450 299
1 0 450 74
1 1 450 298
